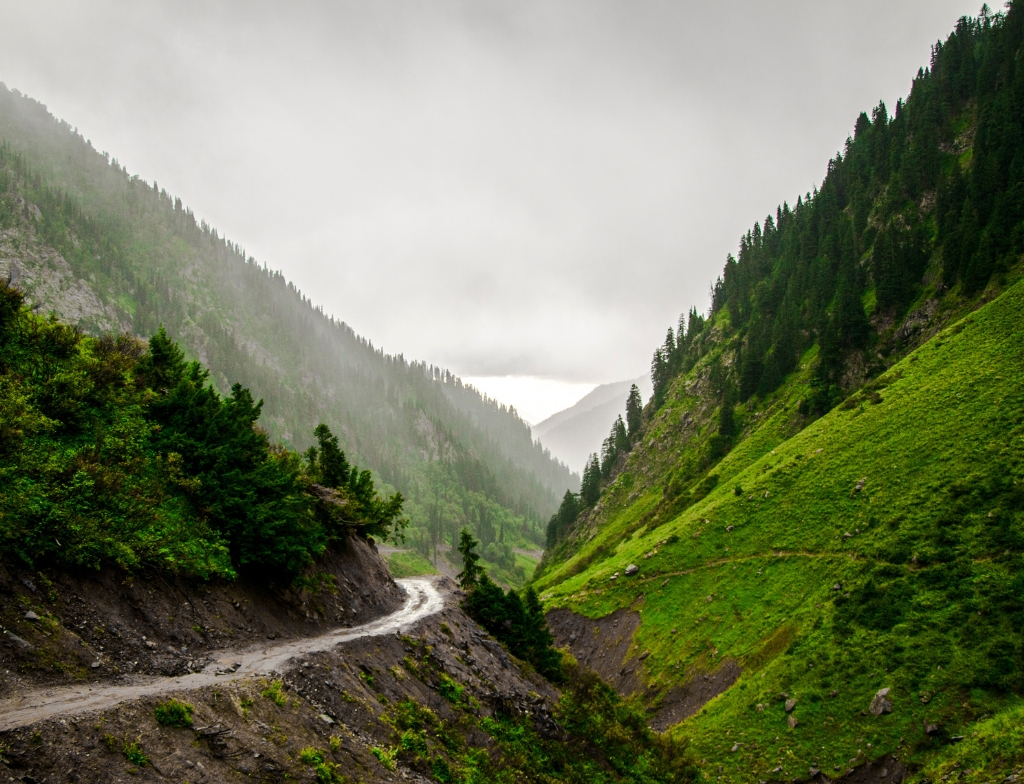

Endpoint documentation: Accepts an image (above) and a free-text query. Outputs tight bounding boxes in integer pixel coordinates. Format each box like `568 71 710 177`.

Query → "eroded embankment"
0 578 562 784
546 606 740 732
0 536 403 700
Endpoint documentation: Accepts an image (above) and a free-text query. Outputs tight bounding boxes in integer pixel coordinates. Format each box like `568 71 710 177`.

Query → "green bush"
154 698 194 727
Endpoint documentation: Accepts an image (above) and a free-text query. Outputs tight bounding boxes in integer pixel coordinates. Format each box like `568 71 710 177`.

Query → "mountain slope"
541 248 1024 784
537 6 1024 782
0 84 577 560
533 376 652 472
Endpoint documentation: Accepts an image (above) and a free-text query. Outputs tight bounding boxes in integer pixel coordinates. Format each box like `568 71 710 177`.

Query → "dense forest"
0 280 404 578
0 86 578 560
650 5 1024 419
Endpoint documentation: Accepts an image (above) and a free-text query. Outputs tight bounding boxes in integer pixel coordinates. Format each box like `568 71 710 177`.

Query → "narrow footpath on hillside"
0 577 445 732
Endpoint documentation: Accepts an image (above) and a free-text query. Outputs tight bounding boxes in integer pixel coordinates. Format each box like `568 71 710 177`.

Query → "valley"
2 3 1024 784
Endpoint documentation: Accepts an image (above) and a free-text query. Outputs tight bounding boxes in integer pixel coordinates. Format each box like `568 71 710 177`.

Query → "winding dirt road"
0 577 445 732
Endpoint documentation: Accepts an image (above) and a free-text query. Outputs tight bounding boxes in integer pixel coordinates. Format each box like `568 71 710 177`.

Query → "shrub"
261 679 287 706
154 698 194 727
371 746 398 770
121 740 150 767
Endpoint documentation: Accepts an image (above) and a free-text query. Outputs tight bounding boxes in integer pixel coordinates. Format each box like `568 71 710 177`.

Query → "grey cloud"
0 0 980 382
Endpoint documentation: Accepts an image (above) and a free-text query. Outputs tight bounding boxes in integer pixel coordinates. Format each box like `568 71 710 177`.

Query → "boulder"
23 610 39 621
625 564 639 576
784 698 797 713
869 687 893 716
787 715 799 729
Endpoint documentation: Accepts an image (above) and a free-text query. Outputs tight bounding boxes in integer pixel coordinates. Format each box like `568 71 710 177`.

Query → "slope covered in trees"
537 5 1024 782
0 280 403 579
0 86 578 561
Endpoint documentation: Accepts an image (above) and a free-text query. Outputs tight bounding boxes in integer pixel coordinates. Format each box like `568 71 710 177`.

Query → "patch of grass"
437 673 465 705
261 679 287 707
370 746 398 771
154 698 194 727
121 740 149 767
386 549 438 578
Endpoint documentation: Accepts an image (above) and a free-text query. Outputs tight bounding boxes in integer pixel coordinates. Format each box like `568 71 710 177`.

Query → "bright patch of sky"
463 377 596 426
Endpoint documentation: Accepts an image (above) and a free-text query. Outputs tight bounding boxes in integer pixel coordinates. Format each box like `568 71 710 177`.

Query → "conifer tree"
456 528 482 590
580 454 601 507
625 384 643 441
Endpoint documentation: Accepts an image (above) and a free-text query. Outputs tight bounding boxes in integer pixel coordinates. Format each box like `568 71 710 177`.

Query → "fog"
0 0 982 416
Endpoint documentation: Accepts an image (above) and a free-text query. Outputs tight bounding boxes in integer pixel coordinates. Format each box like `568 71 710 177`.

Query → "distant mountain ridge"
532 375 651 472
0 83 577 554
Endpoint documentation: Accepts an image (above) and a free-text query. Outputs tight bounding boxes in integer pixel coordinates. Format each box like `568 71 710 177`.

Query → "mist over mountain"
0 84 577 574
532 375 652 472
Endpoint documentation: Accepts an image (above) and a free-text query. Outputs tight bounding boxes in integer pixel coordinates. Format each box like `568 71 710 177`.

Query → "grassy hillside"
536 5 1024 780
538 265 1024 782
0 85 577 564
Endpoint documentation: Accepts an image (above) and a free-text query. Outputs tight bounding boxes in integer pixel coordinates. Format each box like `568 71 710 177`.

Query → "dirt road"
0 577 444 732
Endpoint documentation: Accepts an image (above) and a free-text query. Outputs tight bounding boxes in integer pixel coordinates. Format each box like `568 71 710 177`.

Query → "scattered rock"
5 632 34 650
843 532 853 539
923 721 939 736
756 703 764 712
787 715 799 729
785 698 797 713
91 661 101 669
638 650 651 661
829 689 839 698
726 525 734 532
318 714 335 725
23 611 39 621
610 573 619 581
832 583 842 591
731 743 740 752
625 564 639 576
869 687 893 716
22 578 36 593
809 767 820 777
144 640 157 649
850 478 866 497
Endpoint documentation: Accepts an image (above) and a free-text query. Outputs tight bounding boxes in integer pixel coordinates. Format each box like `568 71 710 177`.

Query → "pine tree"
456 528 482 590
580 454 601 507
625 384 643 441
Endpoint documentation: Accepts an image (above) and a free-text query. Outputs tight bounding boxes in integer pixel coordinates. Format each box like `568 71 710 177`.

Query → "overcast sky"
0 0 981 422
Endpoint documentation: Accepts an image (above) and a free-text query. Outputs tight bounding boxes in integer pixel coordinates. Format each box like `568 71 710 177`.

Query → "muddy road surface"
0 577 444 732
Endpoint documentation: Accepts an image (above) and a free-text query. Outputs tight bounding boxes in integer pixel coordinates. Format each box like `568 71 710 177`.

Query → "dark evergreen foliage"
0 283 405 578
625 383 643 441
546 489 581 547
457 534 562 680
651 4 1024 415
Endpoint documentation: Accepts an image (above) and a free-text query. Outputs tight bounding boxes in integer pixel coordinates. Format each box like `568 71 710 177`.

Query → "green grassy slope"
537 278 1024 780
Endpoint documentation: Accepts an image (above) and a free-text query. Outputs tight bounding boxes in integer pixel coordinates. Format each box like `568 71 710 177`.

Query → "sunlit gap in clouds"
462 377 597 427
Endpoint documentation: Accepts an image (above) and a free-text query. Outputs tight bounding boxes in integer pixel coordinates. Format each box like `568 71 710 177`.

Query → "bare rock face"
870 687 893 716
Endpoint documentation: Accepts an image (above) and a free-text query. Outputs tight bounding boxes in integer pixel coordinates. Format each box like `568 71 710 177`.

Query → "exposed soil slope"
0 536 403 699
0 577 570 784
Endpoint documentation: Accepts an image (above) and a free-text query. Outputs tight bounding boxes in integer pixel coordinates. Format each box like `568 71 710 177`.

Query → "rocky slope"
0 536 403 700
0 575 568 784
